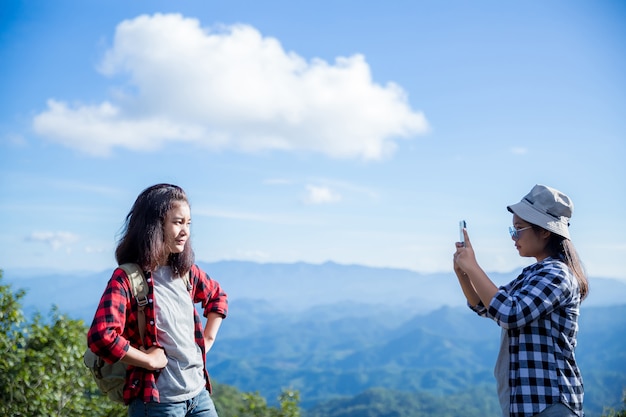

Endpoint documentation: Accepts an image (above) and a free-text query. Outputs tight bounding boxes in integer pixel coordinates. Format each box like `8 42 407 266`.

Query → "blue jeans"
533 403 579 417
129 389 218 417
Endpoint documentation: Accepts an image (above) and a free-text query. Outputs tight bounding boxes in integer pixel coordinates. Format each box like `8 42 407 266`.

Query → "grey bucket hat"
507 184 573 239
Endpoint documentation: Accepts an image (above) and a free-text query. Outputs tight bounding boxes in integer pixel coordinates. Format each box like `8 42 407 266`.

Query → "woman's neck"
158 253 170 267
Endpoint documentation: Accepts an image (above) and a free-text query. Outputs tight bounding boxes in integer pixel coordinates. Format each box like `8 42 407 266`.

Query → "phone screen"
459 220 466 246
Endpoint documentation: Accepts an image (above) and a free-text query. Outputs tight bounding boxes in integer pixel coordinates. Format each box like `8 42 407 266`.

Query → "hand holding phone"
459 220 467 247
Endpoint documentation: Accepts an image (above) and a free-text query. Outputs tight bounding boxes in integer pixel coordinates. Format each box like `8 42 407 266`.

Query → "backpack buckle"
136 295 149 307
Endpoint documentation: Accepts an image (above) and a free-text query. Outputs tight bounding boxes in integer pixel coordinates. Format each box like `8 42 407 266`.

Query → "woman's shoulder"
189 263 202 277
516 258 568 284
188 265 226 299
189 264 216 282
530 257 575 288
109 265 133 284
96 266 135 301
538 257 569 273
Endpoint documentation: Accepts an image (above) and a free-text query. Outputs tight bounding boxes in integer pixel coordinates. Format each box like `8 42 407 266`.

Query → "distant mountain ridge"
2 261 625 416
4 260 626 322
207 300 625 415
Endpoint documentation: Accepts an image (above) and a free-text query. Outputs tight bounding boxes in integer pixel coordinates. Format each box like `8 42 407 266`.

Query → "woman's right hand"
122 345 168 370
143 346 168 370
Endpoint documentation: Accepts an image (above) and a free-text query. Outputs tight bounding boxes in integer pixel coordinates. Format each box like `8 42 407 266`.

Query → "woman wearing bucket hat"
453 184 588 417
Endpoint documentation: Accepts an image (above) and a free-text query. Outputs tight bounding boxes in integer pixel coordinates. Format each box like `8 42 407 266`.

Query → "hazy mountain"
206 301 625 412
3 261 625 416
4 260 625 323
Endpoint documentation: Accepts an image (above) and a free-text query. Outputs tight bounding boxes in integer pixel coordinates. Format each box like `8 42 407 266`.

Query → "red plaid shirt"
87 264 228 404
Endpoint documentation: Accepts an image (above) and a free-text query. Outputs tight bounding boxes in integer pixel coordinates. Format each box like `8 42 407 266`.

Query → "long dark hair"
537 226 589 301
115 184 194 275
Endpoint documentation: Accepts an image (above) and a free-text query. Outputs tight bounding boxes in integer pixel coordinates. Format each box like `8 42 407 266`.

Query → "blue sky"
1 0 625 280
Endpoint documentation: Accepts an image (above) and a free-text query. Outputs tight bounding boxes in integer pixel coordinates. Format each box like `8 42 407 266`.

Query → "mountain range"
5 260 626 321
3 261 626 416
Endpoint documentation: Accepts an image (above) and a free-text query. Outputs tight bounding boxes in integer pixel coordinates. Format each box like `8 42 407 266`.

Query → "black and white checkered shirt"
471 257 584 417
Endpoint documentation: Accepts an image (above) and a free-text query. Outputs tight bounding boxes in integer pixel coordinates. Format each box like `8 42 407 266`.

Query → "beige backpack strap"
119 263 148 348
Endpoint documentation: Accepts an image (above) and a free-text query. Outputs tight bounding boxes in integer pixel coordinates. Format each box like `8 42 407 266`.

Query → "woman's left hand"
454 228 477 274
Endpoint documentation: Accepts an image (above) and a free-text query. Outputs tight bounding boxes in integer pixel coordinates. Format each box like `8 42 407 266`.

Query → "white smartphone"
459 220 467 246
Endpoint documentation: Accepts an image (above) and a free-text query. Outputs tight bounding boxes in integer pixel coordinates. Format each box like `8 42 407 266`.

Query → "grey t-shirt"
152 266 205 402
495 328 511 417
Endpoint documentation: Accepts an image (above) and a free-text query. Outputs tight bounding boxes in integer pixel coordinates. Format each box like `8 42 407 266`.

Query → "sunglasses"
509 226 532 239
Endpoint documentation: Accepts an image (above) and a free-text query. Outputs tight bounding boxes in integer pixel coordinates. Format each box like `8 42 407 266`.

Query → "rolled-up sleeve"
87 269 131 363
191 265 228 319
469 300 489 317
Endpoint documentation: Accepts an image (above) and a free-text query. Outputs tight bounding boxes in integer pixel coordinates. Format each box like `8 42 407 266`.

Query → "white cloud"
32 13 428 160
26 231 80 250
33 100 201 156
510 146 528 155
303 185 342 205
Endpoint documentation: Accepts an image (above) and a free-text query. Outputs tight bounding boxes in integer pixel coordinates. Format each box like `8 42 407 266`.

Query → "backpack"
83 263 149 403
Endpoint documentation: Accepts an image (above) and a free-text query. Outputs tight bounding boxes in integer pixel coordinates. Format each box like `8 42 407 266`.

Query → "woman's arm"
489 262 572 329
454 230 499 307
464 265 499 307
87 270 134 362
203 312 223 352
454 267 482 307
191 265 229 318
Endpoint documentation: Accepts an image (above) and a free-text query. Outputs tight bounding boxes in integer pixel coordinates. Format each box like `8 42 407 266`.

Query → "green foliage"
602 390 626 417
212 384 301 417
213 383 247 416
0 271 125 417
277 390 300 417
305 386 499 417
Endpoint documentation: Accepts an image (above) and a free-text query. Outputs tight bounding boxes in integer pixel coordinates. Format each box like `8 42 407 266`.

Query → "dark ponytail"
545 233 589 301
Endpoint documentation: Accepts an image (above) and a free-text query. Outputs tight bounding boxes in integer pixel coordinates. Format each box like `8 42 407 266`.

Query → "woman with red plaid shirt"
88 184 228 417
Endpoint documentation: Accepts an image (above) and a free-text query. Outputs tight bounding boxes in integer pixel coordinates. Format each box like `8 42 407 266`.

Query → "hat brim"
507 200 570 239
